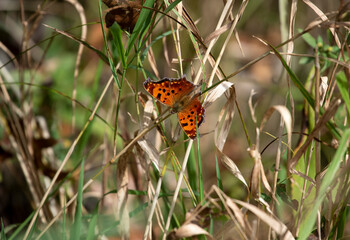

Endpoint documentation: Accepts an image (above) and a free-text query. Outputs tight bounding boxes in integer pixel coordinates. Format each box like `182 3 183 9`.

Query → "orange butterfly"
144 76 205 139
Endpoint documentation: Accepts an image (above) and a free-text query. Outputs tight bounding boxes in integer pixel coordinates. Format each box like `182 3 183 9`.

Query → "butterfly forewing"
144 77 195 107
177 98 205 139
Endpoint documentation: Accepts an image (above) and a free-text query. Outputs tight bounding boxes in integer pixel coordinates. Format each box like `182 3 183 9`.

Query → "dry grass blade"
204 20 234 45
64 0 87 132
170 1 203 49
193 0 235 84
115 150 131 238
143 178 163 239
172 1 184 75
233 200 295 240
207 0 249 87
147 40 160 79
0 42 19 68
42 24 108 64
162 140 193 240
0 75 52 223
286 0 297 133
212 186 249 239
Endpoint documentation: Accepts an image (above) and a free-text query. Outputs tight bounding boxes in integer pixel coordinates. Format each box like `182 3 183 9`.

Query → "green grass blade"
163 0 182 14
41 23 110 65
1 218 7 240
335 206 347 239
86 208 98 240
215 155 223 191
69 158 85 240
298 129 350 239
301 31 317 48
62 200 67 240
187 147 198 196
126 0 181 66
196 141 204 202
109 23 127 68
8 212 34 240
25 218 36 240
140 30 172 62
126 0 156 56
98 0 121 88
268 43 315 107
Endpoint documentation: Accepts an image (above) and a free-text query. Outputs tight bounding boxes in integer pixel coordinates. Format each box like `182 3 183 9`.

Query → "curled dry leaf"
249 145 260 197
286 0 297 65
250 105 292 198
248 89 258 124
214 85 236 150
233 200 295 240
143 99 155 127
219 150 248 188
203 81 234 109
174 223 212 239
302 0 341 47
212 84 248 188
137 139 160 171
115 149 131 238
139 99 160 171
320 76 328 105
248 145 273 196
226 198 246 229
127 111 138 124
259 105 292 147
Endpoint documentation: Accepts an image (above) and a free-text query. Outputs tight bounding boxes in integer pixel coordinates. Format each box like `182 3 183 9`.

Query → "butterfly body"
144 76 205 139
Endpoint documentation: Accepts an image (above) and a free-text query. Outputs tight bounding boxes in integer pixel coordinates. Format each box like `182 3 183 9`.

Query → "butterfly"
144 76 205 139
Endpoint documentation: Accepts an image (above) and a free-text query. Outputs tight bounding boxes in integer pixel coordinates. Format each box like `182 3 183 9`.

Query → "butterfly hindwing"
177 97 205 139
